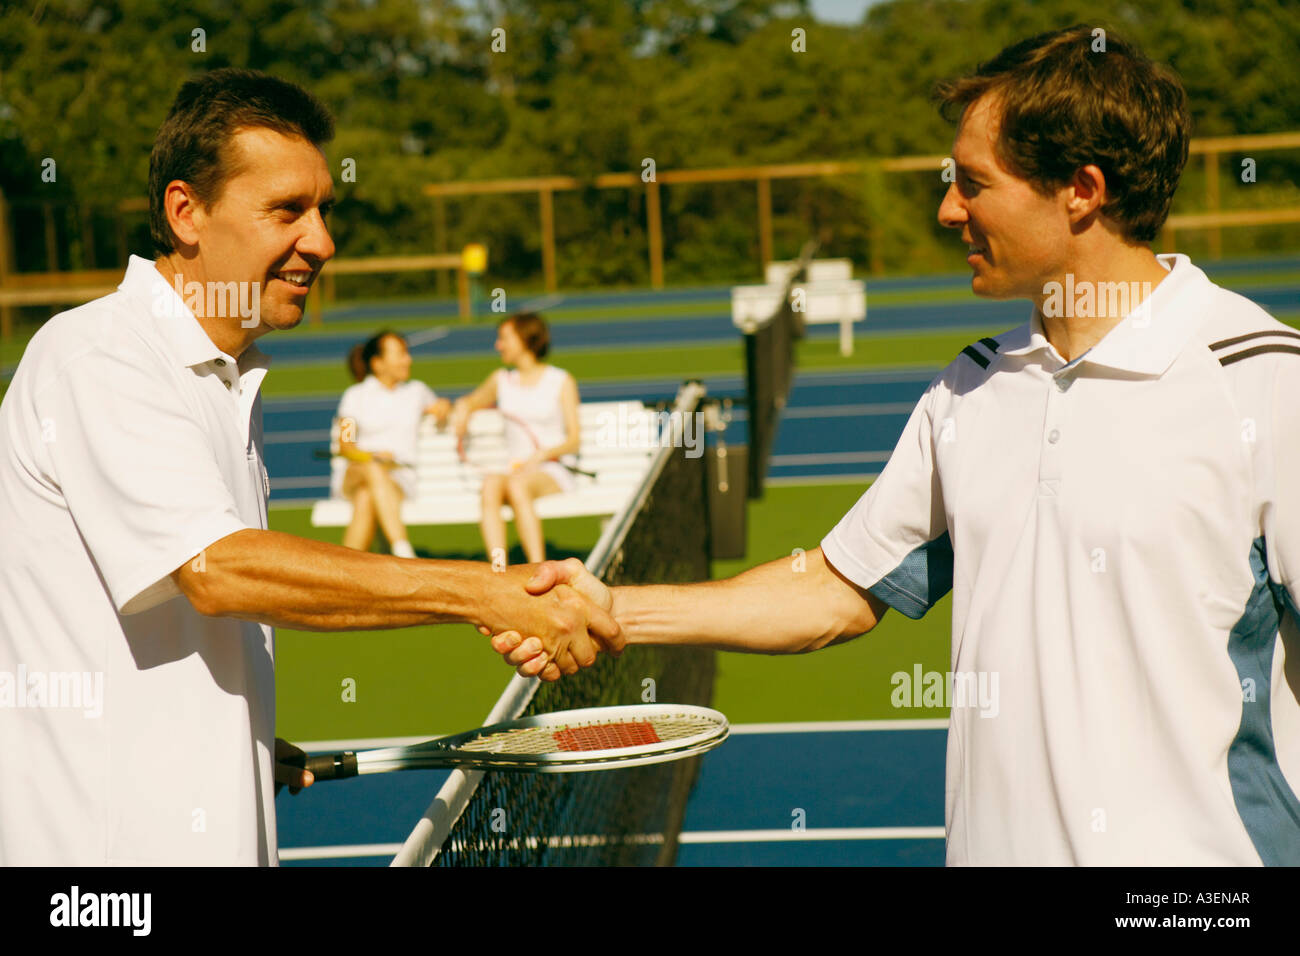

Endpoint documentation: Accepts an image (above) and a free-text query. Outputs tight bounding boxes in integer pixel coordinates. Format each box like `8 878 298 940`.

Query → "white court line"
265 429 331 444
405 326 452 347
278 827 946 861
771 451 892 466
765 473 878 488
270 497 327 510
518 294 566 312
729 719 947 733
679 827 945 844
281 843 405 861
781 402 917 418
271 475 332 490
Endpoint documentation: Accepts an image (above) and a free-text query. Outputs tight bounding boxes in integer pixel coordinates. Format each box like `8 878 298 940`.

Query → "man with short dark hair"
497 26 1300 865
0 68 619 865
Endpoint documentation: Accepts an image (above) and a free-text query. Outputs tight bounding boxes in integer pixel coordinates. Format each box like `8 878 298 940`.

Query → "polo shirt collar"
999 254 1210 376
121 255 272 380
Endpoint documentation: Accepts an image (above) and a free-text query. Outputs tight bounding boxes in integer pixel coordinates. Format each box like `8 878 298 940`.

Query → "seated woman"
333 329 450 558
451 312 580 567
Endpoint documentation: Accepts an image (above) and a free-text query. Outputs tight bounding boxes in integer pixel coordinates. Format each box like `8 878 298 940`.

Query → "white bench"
733 258 866 356
310 401 662 528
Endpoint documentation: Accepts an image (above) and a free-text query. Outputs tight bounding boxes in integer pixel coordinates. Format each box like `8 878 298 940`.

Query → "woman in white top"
452 312 580 566
335 330 450 558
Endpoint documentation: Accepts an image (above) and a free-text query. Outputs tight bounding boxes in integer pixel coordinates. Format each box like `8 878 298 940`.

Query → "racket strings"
554 721 659 751
456 714 721 756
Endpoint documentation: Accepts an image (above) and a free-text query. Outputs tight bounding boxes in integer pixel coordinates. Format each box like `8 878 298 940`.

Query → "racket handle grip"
304 752 359 781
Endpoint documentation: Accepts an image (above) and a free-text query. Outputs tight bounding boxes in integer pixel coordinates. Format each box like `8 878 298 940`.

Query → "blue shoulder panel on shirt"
866 532 954 620
1226 536 1300 865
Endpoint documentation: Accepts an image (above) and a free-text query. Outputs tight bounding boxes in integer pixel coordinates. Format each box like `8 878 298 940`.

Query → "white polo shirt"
0 255 277 865
822 254 1300 865
332 375 438 499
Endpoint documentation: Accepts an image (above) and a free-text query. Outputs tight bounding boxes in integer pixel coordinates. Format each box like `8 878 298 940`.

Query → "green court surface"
271 481 952 742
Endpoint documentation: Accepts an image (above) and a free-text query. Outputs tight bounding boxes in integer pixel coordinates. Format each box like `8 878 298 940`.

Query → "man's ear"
1066 163 1107 224
163 180 205 248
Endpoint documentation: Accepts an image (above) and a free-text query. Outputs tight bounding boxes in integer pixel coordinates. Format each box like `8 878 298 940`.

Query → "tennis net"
742 239 817 498
392 381 716 866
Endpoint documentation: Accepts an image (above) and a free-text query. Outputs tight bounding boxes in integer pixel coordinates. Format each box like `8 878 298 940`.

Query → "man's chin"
969 273 1019 301
265 305 306 331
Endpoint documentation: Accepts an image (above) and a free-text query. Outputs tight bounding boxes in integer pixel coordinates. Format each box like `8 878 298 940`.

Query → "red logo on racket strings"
552 721 661 752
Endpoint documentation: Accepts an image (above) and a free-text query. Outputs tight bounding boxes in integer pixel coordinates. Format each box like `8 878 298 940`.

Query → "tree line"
2 0 1297 292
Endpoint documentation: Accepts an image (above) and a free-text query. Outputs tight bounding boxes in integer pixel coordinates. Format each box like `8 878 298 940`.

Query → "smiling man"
0 69 619 865
493 26 1300 865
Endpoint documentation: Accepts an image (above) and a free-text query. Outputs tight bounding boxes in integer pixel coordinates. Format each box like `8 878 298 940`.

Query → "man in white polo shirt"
493 27 1300 865
0 69 618 865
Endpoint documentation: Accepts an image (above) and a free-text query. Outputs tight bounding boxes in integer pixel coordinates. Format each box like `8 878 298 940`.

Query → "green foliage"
1 0 1296 289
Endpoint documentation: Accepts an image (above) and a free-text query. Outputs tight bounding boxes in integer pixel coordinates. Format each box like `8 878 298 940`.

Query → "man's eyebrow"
952 155 993 178
264 191 336 209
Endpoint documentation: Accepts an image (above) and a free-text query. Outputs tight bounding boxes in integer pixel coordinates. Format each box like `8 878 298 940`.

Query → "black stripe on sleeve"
978 337 1001 353
1210 329 1300 352
1218 344 1300 367
960 345 990 369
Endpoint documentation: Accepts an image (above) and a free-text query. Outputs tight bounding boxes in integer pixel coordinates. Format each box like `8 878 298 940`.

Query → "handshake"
480 558 624 682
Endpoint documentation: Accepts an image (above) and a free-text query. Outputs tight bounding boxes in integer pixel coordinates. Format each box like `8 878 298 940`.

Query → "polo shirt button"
1055 377 1071 392
1048 428 1060 443
215 358 227 367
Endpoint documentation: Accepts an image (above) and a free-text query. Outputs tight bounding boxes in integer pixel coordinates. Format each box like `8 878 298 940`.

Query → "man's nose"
299 208 335 263
937 182 967 229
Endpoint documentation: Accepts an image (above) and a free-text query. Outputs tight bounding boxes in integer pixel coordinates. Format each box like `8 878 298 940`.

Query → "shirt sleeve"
820 379 952 619
36 346 250 616
413 382 439 416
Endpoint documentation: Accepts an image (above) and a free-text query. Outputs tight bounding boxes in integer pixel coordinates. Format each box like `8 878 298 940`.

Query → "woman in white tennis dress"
334 330 450 558
452 312 581 566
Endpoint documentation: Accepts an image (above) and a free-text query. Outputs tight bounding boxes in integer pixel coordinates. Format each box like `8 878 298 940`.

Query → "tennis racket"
498 407 597 480
289 704 729 779
453 428 499 491
312 448 415 469
454 413 595 488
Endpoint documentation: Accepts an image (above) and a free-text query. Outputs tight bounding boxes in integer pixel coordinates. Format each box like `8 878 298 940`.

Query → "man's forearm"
611 548 884 654
179 529 492 630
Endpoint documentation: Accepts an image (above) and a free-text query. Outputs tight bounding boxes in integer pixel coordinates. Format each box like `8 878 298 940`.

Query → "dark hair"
502 311 550 359
149 68 335 255
348 330 404 382
934 25 1190 243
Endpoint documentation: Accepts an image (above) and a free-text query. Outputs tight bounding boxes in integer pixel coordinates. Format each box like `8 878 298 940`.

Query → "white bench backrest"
764 258 854 285
790 280 867 322
330 401 664 501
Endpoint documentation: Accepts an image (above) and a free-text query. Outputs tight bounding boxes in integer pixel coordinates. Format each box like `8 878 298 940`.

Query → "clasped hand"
485 558 619 682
